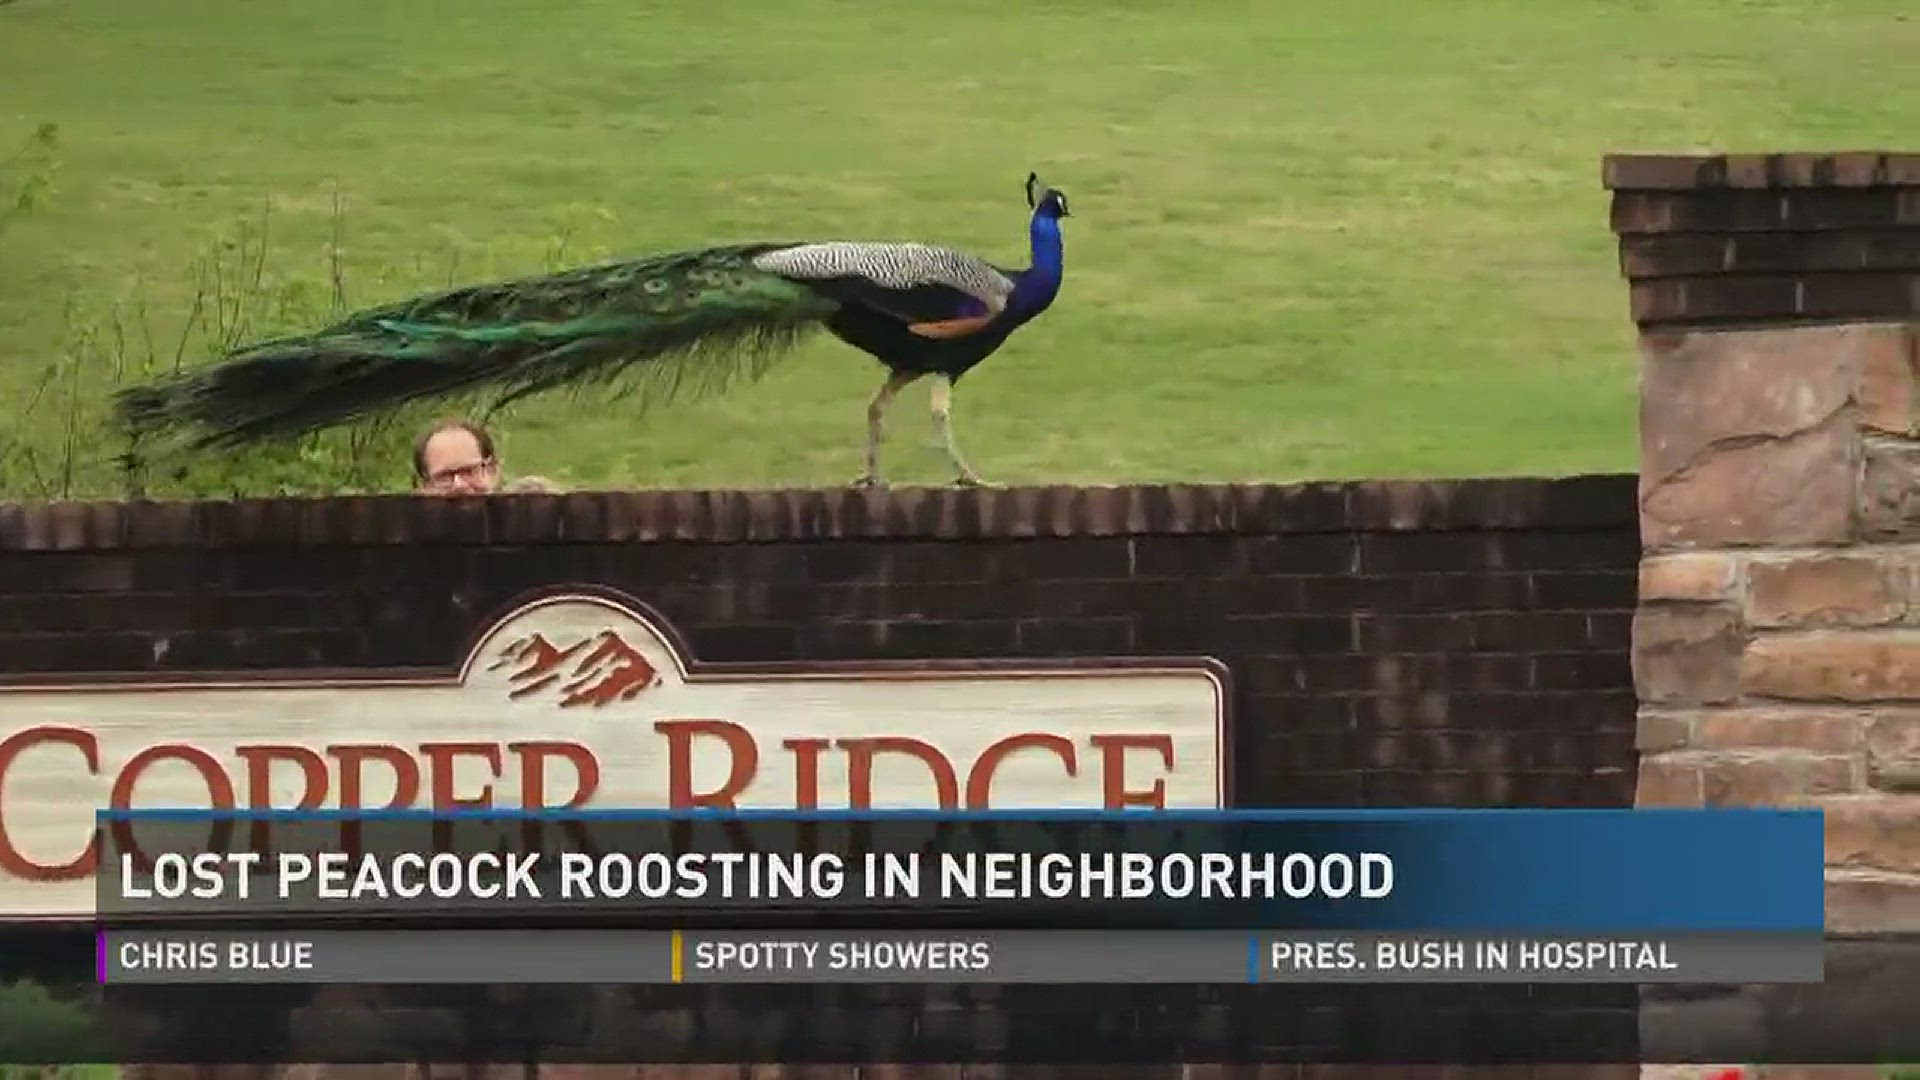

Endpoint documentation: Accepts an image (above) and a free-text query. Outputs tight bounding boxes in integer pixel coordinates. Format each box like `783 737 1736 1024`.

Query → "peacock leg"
854 370 921 488
931 375 989 487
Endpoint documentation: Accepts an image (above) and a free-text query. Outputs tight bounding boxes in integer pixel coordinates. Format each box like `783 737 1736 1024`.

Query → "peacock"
115 172 1071 488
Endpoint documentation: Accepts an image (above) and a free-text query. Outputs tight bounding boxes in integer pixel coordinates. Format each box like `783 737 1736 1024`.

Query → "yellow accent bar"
671 930 684 983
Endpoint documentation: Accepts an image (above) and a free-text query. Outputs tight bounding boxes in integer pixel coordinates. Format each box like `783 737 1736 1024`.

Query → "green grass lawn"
1 0 1916 498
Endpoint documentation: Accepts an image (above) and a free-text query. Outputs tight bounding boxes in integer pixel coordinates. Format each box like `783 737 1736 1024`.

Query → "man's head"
414 419 501 495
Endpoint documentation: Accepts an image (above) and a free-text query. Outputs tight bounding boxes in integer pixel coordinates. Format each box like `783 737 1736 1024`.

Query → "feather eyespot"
642 279 669 294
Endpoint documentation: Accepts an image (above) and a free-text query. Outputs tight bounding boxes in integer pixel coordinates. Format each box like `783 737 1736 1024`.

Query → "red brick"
1865 229 1920 270
1363 770 1512 806
1354 532 1504 573
1533 652 1632 690
1355 613 1474 651
1727 232 1872 272
1797 271 1919 319
1466 611 1591 650
1630 277 1798 324
1604 152 1920 191
1002 537 1132 579
1610 191 1783 235
1620 234 1728 277
1530 569 1635 608
1241 533 1357 574
540 1070 648 1080
1223 613 1354 651
641 1069 747 1080
1490 528 1641 570
1015 616 1132 654
0 483 1648 827
1786 189 1907 230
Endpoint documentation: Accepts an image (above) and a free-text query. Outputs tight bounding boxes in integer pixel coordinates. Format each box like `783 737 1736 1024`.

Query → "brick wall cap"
1604 152 1920 191
0 475 1635 551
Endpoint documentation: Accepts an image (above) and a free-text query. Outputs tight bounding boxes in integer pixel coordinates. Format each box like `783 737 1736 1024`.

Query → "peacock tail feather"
115 243 842 449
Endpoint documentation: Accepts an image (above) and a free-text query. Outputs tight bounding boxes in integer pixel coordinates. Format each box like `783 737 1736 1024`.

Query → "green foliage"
1 197 451 500
0 122 57 244
0 979 99 1064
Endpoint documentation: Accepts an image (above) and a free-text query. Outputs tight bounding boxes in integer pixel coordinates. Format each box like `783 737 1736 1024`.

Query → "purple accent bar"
96 929 106 984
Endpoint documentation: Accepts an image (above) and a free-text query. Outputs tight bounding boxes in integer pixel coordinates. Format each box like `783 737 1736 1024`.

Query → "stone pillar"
1607 152 1920 1075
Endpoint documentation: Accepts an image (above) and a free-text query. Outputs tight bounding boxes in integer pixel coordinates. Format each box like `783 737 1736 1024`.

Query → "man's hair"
412 419 496 480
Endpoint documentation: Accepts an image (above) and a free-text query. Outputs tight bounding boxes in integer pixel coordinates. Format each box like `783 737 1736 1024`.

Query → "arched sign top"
0 588 1227 918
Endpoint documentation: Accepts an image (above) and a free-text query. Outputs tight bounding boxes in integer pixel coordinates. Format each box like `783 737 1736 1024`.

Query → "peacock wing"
749 242 1015 326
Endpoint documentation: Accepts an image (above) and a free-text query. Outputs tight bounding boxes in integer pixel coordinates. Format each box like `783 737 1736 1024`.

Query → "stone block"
1700 756 1855 806
1741 631 1920 701
1635 604 1746 704
1814 793 1920 873
1859 437 1920 539
1639 326 1863 546
1636 710 1694 753
1640 552 1741 601
1636 758 1704 807
1855 323 1919 436
1745 553 1903 627
1691 707 1866 752
1867 710 1920 791
1825 870 1920 932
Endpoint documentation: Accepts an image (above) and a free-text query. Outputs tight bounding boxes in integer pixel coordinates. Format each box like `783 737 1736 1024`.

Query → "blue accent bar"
96 808 1823 932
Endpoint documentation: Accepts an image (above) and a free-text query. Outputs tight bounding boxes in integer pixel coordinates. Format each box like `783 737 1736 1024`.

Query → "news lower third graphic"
89 808 1825 986
98 928 1815 985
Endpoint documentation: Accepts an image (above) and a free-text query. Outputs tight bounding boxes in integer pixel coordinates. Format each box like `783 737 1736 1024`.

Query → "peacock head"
1025 172 1070 219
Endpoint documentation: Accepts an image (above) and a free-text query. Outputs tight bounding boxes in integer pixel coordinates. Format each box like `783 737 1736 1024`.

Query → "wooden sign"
0 589 1228 917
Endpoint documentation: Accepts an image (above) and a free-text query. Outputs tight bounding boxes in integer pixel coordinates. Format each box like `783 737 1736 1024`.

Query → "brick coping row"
0 475 1634 550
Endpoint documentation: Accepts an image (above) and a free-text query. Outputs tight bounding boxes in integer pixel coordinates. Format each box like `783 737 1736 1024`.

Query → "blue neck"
1008 213 1064 316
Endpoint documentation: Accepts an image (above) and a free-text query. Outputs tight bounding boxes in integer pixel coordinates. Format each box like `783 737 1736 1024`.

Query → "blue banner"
98 808 1824 933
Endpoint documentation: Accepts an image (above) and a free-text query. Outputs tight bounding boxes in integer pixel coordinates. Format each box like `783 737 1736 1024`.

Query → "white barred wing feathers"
752 242 1016 319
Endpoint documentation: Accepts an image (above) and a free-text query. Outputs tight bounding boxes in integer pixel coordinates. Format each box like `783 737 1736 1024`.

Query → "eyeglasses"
424 457 496 487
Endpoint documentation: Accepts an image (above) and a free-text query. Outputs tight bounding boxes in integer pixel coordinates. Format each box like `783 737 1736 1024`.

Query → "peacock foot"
850 473 886 489
953 474 996 489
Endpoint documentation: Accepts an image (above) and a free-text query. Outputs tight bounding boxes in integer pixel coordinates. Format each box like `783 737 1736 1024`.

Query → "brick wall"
1607 151 1920 1076
0 478 1640 808
2 479 1643 1076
